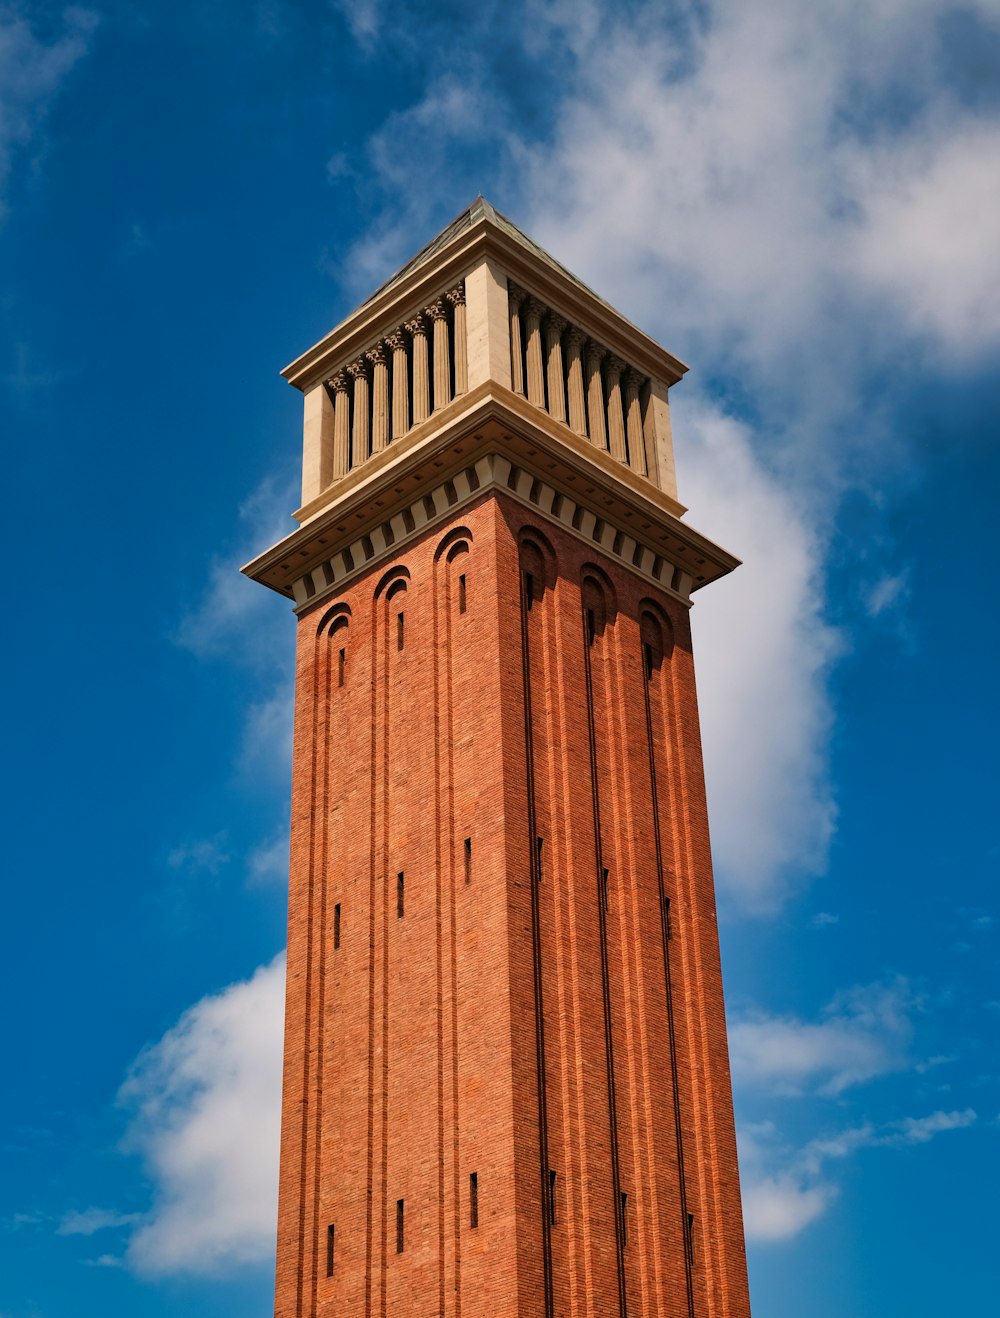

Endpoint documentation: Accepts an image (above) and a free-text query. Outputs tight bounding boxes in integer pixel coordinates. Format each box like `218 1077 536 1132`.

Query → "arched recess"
373 563 411 601
580 562 618 642
433 524 474 563
638 598 675 676
517 524 557 608
316 600 352 637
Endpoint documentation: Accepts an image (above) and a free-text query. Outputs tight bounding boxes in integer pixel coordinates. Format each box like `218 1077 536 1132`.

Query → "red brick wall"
274 490 751 1318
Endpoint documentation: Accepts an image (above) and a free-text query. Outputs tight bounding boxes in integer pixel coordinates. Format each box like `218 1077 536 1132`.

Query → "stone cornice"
242 384 738 603
281 215 688 395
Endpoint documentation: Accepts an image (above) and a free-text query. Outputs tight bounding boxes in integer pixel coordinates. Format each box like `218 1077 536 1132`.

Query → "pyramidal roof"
357 196 621 320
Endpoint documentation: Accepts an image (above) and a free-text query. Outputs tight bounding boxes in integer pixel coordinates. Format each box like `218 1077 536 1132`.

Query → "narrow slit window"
464 837 472 884
644 641 654 680
664 895 673 940
338 647 346 687
397 612 405 651
525 572 535 610
470 1171 479 1229
620 1192 628 1246
326 1223 335 1277
586 607 596 645
334 902 341 950
686 1212 695 1264
397 872 404 919
396 1199 405 1254
458 573 467 613
549 1169 557 1225
602 867 610 912
536 836 544 882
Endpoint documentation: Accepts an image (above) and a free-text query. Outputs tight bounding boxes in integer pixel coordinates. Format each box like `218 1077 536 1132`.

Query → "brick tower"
244 199 751 1318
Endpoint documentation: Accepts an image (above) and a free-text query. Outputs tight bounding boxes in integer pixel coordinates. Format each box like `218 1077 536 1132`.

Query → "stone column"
544 313 567 424
387 330 409 440
524 296 546 408
623 368 647 477
347 358 370 467
605 355 627 463
330 371 351 477
406 315 430 425
585 341 608 451
368 342 389 455
565 327 588 437
447 284 468 395
427 298 451 412
508 284 526 395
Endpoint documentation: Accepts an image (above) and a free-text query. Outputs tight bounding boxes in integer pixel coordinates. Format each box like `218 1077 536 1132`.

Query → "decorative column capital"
524 296 546 323
385 329 407 353
346 358 370 381
366 342 389 368
446 284 466 308
508 282 527 308
425 298 448 322
327 371 349 393
565 326 587 352
604 353 625 382
544 312 568 339
404 313 427 338
585 340 606 367
623 366 644 392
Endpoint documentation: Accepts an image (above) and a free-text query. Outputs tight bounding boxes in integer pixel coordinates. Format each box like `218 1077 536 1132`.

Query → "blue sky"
2 1 998 1314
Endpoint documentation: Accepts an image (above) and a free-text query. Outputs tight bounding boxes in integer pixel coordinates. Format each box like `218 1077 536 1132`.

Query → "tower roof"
281 198 688 393
356 197 625 326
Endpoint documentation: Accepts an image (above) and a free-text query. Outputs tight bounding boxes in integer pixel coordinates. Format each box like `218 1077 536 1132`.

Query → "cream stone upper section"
285 199 686 516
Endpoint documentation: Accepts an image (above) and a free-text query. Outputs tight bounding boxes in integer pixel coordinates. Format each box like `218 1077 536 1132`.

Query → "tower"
244 199 751 1318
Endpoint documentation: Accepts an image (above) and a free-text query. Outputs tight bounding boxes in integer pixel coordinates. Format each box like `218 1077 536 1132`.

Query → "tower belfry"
244 198 751 1318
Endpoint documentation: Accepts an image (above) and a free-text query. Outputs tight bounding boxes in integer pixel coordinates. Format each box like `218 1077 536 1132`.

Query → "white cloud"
521 0 1000 376
0 7 98 219
336 0 1000 909
118 955 285 1276
739 1107 976 1241
849 116 1000 362
679 399 840 908
730 978 915 1096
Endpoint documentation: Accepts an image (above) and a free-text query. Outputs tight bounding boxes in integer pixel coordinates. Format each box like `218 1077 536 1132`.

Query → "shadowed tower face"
244 198 752 1318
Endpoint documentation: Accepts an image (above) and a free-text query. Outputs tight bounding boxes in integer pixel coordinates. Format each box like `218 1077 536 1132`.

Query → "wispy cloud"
740 1107 976 1241
811 911 839 928
329 0 381 51
731 978 916 1096
175 475 296 666
0 7 99 221
118 955 285 1276
246 831 289 887
166 834 231 877
864 570 910 619
57 1207 141 1237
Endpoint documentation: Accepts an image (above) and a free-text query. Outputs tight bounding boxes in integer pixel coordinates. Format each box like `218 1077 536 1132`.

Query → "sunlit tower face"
244 198 751 1318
